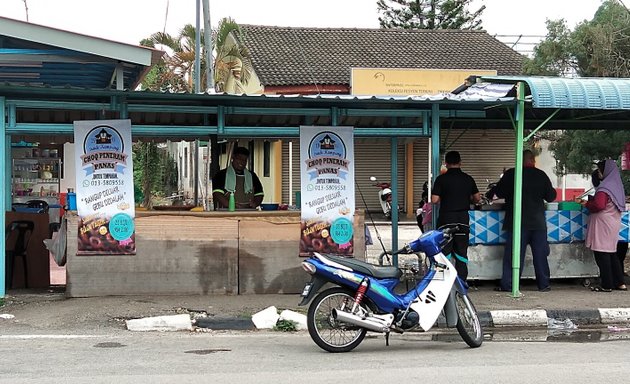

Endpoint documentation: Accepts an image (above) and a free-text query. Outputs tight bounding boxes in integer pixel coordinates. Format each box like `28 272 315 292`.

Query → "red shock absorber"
353 277 370 307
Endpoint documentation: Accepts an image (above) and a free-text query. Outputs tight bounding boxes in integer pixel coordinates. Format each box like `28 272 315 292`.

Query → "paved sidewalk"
1 278 630 334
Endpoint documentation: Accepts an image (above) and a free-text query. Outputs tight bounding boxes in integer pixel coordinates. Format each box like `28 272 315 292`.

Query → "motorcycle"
370 176 396 220
298 224 483 353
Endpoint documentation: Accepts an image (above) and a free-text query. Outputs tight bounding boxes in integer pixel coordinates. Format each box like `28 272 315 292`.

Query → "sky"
0 0 604 48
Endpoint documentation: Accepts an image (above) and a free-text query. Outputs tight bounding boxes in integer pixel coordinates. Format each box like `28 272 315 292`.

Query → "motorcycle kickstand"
385 332 390 347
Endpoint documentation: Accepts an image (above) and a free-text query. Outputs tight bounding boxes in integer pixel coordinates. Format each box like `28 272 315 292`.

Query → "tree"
377 0 485 30
140 24 209 92
526 1 630 181
523 19 576 76
213 17 254 93
133 142 178 207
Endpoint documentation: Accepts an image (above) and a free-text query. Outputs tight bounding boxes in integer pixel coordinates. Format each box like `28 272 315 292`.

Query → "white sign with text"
73 119 136 255
299 126 355 257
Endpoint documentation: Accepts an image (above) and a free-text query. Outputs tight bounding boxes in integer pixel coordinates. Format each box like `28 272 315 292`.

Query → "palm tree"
141 24 209 92
213 17 254 93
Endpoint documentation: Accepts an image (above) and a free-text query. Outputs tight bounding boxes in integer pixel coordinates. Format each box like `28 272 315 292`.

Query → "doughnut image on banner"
73 120 136 255
299 126 355 257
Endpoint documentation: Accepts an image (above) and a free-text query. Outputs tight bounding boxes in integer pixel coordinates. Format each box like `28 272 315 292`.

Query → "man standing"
212 146 264 209
431 151 481 281
495 149 557 292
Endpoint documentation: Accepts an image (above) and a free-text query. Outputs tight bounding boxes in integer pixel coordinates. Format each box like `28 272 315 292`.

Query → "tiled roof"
238 25 526 87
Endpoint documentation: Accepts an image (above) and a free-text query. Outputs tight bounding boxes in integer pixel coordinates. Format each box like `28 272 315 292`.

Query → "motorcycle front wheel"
455 292 483 348
307 287 368 353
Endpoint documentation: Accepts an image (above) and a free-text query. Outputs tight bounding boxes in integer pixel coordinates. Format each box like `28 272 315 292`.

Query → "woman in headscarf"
582 160 627 292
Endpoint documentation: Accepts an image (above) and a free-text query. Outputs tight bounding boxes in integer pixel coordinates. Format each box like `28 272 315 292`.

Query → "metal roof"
0 16 163 89
482 75 630 110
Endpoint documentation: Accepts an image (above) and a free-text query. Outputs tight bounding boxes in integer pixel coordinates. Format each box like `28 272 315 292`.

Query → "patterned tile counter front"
469 210 630 245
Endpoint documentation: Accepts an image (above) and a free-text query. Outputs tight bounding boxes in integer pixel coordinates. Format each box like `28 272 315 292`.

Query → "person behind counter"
495 149 557 292
431 151 481 281
580 160 627 292
212 146 264 209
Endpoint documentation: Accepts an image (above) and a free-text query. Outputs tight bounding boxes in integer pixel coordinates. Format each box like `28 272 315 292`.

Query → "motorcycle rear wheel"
455 292 483 348
307 287 368 353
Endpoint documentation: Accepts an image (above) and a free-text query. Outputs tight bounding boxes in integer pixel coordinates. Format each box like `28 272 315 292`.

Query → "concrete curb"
484 308 630 328
191 308 630 331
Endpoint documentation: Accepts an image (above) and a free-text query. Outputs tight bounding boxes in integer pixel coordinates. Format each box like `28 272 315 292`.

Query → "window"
248 141 255 171
263 141 271 177
184 147 188 178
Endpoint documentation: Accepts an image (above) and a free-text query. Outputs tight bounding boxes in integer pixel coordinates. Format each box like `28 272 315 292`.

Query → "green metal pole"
391 136 399 266
511 82 526 297
1 97 6 298
431 105 441 226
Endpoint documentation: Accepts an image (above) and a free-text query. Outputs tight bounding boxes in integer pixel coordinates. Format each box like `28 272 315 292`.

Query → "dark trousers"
617 242 628 275
501 229 550 290
442 230 470 281
593 250 625 289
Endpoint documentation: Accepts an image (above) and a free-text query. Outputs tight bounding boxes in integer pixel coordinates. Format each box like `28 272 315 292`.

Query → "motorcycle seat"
324 254 402 280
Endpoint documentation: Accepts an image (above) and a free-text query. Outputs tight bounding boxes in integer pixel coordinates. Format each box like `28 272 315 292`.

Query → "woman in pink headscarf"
582 160 627 292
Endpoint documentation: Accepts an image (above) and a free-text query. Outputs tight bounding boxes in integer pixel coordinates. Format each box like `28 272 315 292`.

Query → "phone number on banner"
86 179 125 187
314 184 346 191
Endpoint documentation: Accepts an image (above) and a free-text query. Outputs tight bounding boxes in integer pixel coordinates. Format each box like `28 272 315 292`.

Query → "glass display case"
11 145 63 207
12 157 62 200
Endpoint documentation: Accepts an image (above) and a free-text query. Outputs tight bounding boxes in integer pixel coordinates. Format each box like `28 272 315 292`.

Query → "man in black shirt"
431 151 481 281
495 149 557 292
212 146 264 209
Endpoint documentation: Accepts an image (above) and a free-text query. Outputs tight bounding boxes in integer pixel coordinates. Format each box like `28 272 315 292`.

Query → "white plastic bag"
43 216 67 266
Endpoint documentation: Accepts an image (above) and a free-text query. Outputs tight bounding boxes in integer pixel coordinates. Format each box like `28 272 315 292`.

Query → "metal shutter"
282 139 405 214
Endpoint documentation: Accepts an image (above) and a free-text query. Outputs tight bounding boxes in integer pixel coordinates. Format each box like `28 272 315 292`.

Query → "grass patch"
0 298 4 307
273 319 298 332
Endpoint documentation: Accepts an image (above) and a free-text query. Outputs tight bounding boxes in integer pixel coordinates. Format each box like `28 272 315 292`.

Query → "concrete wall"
66 211 365 297
468 243 598 281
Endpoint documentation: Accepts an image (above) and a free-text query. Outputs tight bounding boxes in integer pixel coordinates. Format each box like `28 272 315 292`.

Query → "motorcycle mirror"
370 176 377 182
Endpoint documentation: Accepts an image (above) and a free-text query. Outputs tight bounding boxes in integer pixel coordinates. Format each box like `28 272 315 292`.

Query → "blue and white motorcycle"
298 224 482 353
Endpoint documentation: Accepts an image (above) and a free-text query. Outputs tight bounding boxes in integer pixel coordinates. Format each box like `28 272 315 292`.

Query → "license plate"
301 283 312 297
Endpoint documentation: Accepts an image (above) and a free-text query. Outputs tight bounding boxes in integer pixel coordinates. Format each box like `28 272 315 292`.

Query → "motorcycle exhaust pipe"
332 309 390 333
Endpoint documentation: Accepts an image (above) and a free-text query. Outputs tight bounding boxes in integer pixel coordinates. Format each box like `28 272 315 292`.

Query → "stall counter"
65 210 365 297
466 209 625 281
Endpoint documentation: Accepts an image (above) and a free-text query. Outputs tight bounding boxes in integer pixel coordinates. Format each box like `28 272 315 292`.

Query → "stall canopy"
480 75 630 296
0 16 163 89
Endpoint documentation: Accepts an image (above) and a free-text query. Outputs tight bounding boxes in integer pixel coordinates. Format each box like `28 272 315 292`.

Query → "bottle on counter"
67 188 77 211
228 192 235 212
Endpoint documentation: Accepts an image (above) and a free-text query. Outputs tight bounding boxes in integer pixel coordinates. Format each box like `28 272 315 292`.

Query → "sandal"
590 286 613 292
616 285 628 291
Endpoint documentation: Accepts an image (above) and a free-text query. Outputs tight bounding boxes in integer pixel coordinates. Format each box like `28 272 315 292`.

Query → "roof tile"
239 25 526 87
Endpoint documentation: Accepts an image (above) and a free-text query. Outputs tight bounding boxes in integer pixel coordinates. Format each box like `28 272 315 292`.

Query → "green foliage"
377 0 485 30
523 20 575 76
132 142 178 207
527 1 630 184
141 18 253 94
572 0 630 77
213 17 254 93
273 319 298 332
0 298 4 307
549 130 630 175
140 24 210 92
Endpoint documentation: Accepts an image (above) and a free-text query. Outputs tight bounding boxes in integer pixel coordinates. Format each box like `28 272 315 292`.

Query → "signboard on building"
73 119 136 255
350 68 497 96
299 126 355 257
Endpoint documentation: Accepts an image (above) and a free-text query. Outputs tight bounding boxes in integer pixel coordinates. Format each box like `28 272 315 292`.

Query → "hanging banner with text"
300 126 355 257
73 119 136 255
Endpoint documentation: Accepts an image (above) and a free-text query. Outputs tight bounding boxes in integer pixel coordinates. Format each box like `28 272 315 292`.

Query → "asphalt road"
1 330 629 383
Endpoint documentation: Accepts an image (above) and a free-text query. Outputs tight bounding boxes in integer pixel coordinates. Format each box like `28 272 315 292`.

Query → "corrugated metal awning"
482 75 630 110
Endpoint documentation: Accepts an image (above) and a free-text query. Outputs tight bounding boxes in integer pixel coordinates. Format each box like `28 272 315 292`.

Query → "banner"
300 126 355 257
351 68 497 96
73 120 136 255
